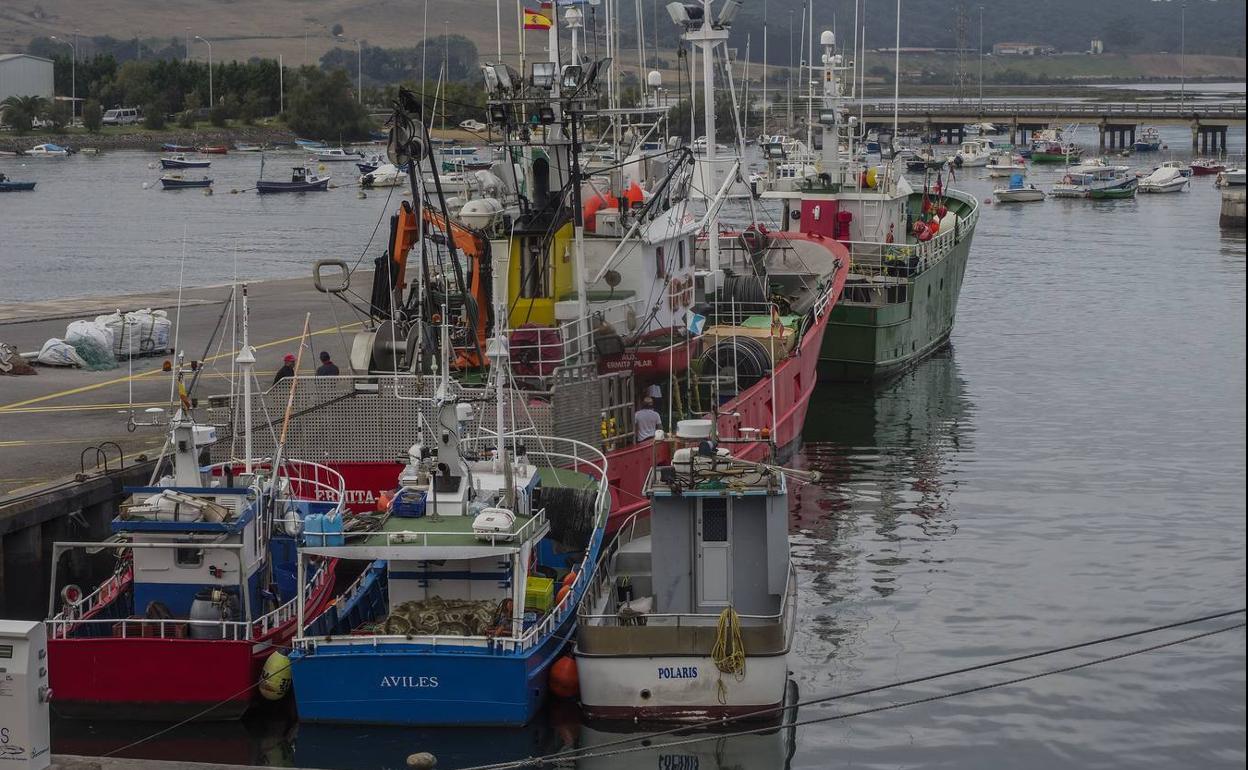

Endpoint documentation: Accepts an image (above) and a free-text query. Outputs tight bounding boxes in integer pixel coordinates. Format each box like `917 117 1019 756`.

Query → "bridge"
779 99 1246 152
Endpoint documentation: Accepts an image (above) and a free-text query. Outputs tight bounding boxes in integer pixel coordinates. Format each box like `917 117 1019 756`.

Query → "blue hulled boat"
0 176 36 191
161 154 211 169
289 389 610 726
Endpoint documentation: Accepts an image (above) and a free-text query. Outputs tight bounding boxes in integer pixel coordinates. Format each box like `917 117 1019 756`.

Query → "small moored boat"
160 174 214 190
27 143 71 157
198 145 229 155
0 173 36 191
313 147 365 163
1132 127 1162 152
1051 163 1137 199
161 143 196 153
993 173 1046 203
294 138 329 149
160 154 211 170
986 151 1027 177
256 166 330 194
1138 166 1188 194
1190 158 1226 176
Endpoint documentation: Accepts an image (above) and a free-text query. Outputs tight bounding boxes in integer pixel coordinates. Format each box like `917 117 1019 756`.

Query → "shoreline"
0 125 299 153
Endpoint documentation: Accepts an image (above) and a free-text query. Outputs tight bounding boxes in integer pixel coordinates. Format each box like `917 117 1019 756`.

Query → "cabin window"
701 499 728 542
655 246 667 278
176 548 204 567
520 238 550 298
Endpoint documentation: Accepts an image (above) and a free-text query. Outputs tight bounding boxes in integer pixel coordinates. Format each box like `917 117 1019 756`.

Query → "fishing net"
542 486 597 551
71 338 119 371
377 597 504 637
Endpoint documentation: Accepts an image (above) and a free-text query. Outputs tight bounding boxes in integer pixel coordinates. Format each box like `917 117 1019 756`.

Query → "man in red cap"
273 353 296 385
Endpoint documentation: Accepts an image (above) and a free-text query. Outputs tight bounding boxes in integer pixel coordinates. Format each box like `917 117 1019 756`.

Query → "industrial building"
0 53 54 104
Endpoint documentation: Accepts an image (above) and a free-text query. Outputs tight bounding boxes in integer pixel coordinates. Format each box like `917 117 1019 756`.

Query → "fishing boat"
27 143 70 156
287 336 614 725
160 154 211 170
160 174 214 190
1132 127 1162 152
993 173 1046 202
1191 158 1227 176
1156 160 1192 178
1138 166 1188 194
355 152 389 173
0 174 36 191
256 166 330 194
45 292 344 720
1030 140 1082 164
953 139 994 167
575 425 807 721
198 146 229 155
986 151 1027 177
359 163 407 188
1220 167 1246 187
905 148 946 173
760 31 980 383
313 147 365 163
1051 163 1137 199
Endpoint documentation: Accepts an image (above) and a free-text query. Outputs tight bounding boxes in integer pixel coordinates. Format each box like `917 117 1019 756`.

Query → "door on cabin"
695 497 732 609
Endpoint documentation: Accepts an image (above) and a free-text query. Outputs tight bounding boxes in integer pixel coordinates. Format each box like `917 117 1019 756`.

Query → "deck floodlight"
666 2 699 26
492 64 521 94
538 105 557 125
583 57 612 91
488 102 513 127
717 0 742 27
482 65 501 94
531 61 556 90
561 64 584 91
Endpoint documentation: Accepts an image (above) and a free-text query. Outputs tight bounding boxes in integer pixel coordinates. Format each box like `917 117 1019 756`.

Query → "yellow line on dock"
0 401 166 415
0 322 360 413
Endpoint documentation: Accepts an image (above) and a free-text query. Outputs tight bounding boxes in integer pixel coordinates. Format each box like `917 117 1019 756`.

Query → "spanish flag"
523 7 552 30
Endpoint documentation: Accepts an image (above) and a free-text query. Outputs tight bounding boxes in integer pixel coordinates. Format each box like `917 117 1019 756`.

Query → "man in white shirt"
634 397 662 441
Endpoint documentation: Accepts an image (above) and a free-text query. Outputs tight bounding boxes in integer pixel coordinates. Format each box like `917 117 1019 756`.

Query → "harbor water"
3 124 1245 768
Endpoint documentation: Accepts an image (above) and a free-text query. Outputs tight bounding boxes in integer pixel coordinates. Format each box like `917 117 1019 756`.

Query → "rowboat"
160 174 214 190
198 146 229 155
0 179 37 192
161 143 196 153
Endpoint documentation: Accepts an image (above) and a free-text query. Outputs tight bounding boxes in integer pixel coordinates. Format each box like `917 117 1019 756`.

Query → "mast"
235 283 256 474
762 0 768 137
819 31 842 184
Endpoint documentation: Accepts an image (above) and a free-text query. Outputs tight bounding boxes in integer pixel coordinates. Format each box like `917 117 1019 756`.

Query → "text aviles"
379 675 439 688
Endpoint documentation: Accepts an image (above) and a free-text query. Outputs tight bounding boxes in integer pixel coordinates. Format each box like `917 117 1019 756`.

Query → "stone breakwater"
0 125 298 153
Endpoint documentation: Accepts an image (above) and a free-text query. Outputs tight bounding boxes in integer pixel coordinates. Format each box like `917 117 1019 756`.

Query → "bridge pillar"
1099 125 1106 151
1192 122 1200 151
1218 126 1228 154
1129 126 1136 149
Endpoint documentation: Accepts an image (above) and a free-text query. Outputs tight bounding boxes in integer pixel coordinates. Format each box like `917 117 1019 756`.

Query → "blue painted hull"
256 179 330 194
161 159 211 169
0 181 36 191
291 602 575 725
161 179 212 189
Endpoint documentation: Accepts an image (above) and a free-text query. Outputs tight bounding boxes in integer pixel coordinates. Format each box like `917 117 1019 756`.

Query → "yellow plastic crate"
525 576 555 613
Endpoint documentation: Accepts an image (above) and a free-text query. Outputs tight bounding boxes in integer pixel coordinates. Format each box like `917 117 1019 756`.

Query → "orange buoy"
555 584 571 607
549 655 579 699
377 491 393 512
562 568 578 587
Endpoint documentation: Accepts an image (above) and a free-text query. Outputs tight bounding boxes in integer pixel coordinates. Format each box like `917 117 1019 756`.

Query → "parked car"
102 107 141 125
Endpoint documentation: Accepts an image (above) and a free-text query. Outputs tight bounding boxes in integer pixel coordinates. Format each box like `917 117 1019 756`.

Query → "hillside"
2 0 1245 72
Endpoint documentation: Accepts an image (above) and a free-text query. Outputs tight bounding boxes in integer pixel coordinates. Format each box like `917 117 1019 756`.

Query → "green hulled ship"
760 30 981 384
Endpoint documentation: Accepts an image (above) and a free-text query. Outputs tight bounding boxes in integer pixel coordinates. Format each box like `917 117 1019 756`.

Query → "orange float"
549 655 579 699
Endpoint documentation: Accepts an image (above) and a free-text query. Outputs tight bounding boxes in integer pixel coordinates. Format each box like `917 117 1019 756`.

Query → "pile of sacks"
37 309 173 369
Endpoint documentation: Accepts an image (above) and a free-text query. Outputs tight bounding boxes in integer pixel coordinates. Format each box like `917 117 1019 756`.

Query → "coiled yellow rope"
712 606 747 704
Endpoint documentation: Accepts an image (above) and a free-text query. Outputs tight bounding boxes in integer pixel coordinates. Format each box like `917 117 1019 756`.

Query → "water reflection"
789 348 973 665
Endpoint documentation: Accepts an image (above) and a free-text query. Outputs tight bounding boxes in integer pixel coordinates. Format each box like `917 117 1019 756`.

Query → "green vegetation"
82 100 103 133
320 35 480 86
0 95 48 134
285 68 373 140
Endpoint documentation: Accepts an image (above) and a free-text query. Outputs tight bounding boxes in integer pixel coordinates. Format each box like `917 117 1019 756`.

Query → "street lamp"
337 35 362 103
49 34 76 120
977 5 984 112
195 36 213 107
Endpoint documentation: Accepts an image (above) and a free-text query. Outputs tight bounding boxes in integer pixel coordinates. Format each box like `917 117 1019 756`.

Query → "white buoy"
148 162 156 169
406 752 437 769
142 182 150 190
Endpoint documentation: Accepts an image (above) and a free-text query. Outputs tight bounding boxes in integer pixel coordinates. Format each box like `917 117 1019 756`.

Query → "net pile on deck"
370 597 504 637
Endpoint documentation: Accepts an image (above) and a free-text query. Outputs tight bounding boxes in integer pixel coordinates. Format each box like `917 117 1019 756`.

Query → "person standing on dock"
273 353 296 384
315 351 340 376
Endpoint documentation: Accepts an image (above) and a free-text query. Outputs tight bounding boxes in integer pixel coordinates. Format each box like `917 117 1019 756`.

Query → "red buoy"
550 655 579 699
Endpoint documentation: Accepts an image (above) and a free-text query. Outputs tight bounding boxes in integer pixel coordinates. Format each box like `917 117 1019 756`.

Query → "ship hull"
818 226 976 383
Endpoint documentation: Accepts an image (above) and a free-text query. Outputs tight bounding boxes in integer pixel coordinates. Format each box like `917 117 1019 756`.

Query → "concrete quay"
0 274 366 618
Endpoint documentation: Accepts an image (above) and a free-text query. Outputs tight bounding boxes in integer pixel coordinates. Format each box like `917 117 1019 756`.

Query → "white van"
102 107 141 125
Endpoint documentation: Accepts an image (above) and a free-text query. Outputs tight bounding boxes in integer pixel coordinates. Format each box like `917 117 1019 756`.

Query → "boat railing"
204 458 348 515
357 507 550 548
505 294 657 377
47 615 255 641
47 564 132 629
840 226 957 281
251 560 334 637
580 561 798 630
295 436 611 652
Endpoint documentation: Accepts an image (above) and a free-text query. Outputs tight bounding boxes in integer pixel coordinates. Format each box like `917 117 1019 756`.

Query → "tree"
143 104 166 129
285 68 373 140
177 109 196 129
46 100 72 130
209 104 230 127
82 99 103 132
0 95 47 134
